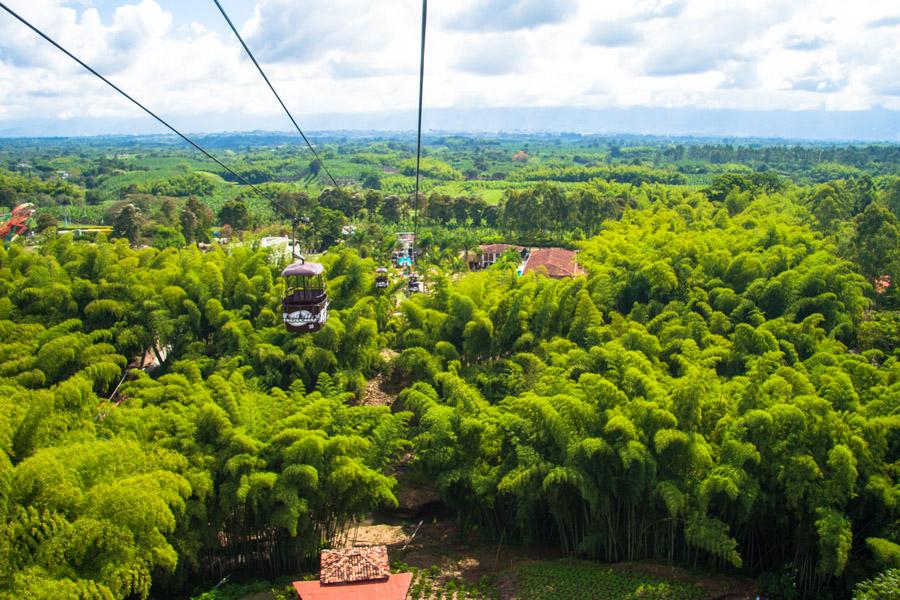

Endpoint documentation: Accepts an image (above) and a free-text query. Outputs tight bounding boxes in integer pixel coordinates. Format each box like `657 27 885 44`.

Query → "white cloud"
447 0 575 32
242 0 409 63
867 15 900 29
586 22 642 48
0 0 899 134
455 34 527 75
784 36 829 51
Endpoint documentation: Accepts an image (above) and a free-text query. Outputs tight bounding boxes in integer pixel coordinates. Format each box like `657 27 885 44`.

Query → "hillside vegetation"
0 135 897 599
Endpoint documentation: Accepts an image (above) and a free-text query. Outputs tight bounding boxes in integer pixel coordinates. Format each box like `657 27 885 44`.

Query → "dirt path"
347 518 556 599
332 518 759 600
239 517 757 600
362 374 395 407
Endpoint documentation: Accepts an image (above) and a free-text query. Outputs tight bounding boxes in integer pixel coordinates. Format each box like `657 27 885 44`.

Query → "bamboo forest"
0 133 897 600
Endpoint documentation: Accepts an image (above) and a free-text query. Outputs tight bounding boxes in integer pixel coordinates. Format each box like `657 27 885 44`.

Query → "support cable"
212 0 340 189
411 0 427 263
0 1 273 199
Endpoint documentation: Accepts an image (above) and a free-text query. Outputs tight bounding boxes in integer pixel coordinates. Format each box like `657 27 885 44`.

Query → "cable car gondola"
282 260 328 333
375 267 389 289
407 273 423 294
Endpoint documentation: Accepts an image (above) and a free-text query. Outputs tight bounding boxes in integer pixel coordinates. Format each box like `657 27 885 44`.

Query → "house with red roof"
522 247 583 279
473 243 526 269
292 546 412 600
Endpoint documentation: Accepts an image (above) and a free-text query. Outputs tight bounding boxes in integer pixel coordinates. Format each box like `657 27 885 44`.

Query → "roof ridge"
356 550 388 577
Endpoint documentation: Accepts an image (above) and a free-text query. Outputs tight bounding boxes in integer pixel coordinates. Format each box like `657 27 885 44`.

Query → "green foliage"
399 562 498 600
401 157 464 180
852 569 900 600
217 199 251 232
390 191 894 599
3 135 900 600
515 561 704 600
0 239 407 597
190 579 295 600
758 565 800 600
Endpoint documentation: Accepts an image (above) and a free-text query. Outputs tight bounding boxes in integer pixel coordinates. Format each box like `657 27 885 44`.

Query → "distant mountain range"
2 106 899 142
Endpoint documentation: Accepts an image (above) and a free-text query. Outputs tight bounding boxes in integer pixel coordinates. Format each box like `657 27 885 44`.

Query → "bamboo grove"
0 175 897 599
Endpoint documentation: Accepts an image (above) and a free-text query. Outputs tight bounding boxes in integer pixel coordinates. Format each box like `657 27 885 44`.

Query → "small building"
396 232 415 254
393 232 417 265
293 546 412 600
473 243 526 269
260 236 296 262
522 247 583 279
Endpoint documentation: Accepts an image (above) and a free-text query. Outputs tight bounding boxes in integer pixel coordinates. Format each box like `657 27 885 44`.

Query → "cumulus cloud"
242 0 395 63
1 0 900 131
447 0 574 32
455 36 526 75
791 75 846 93
718 60 760 89
867 15 900 29
586 22 641 47
868 49 900 96
584 1 685 48
654 0 686 19
639 4 785 78
0 0 171 73
785 36 828 51
644 43 731 76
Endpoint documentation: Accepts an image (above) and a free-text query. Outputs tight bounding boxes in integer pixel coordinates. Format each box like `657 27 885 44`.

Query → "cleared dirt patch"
362 374 396 406
348 522 411 546
236 519 757 600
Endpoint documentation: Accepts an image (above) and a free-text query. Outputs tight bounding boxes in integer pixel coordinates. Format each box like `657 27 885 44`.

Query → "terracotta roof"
320 546 390 585
523 247 582 278
293 573 413 600
479 243 524 254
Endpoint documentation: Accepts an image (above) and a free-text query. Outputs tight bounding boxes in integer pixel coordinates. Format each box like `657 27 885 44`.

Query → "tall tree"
111 203 144 245
218 199 251 232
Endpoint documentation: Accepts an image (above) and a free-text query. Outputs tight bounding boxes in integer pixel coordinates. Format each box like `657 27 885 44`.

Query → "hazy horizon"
2 106 899 143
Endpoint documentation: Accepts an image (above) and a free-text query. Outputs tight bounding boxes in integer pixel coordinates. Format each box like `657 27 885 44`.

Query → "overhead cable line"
0 1 273 200
412 0 427 263
212 0 340 189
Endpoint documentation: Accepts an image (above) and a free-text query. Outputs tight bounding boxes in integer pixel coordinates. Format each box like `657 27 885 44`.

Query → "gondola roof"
282 261 324 277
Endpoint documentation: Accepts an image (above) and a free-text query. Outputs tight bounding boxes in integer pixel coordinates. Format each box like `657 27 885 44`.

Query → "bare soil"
352 517 559 599
332 519 760 599
361 374 395 407
239 517 757 600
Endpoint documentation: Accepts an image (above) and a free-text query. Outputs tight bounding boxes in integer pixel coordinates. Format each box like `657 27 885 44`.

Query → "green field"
516 562 706 600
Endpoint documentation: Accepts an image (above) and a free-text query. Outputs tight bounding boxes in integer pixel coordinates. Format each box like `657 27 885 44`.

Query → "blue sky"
76 0 255 35
1 1 900 137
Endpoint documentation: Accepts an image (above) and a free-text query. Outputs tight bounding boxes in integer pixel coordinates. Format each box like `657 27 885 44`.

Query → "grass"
515 560 706 600
189 577 296 600
393 561 499 600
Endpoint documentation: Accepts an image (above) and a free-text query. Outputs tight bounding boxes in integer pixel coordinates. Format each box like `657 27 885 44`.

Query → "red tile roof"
523 247 582 278
319 546 390 585
293 573 413 600
480 243 524 254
